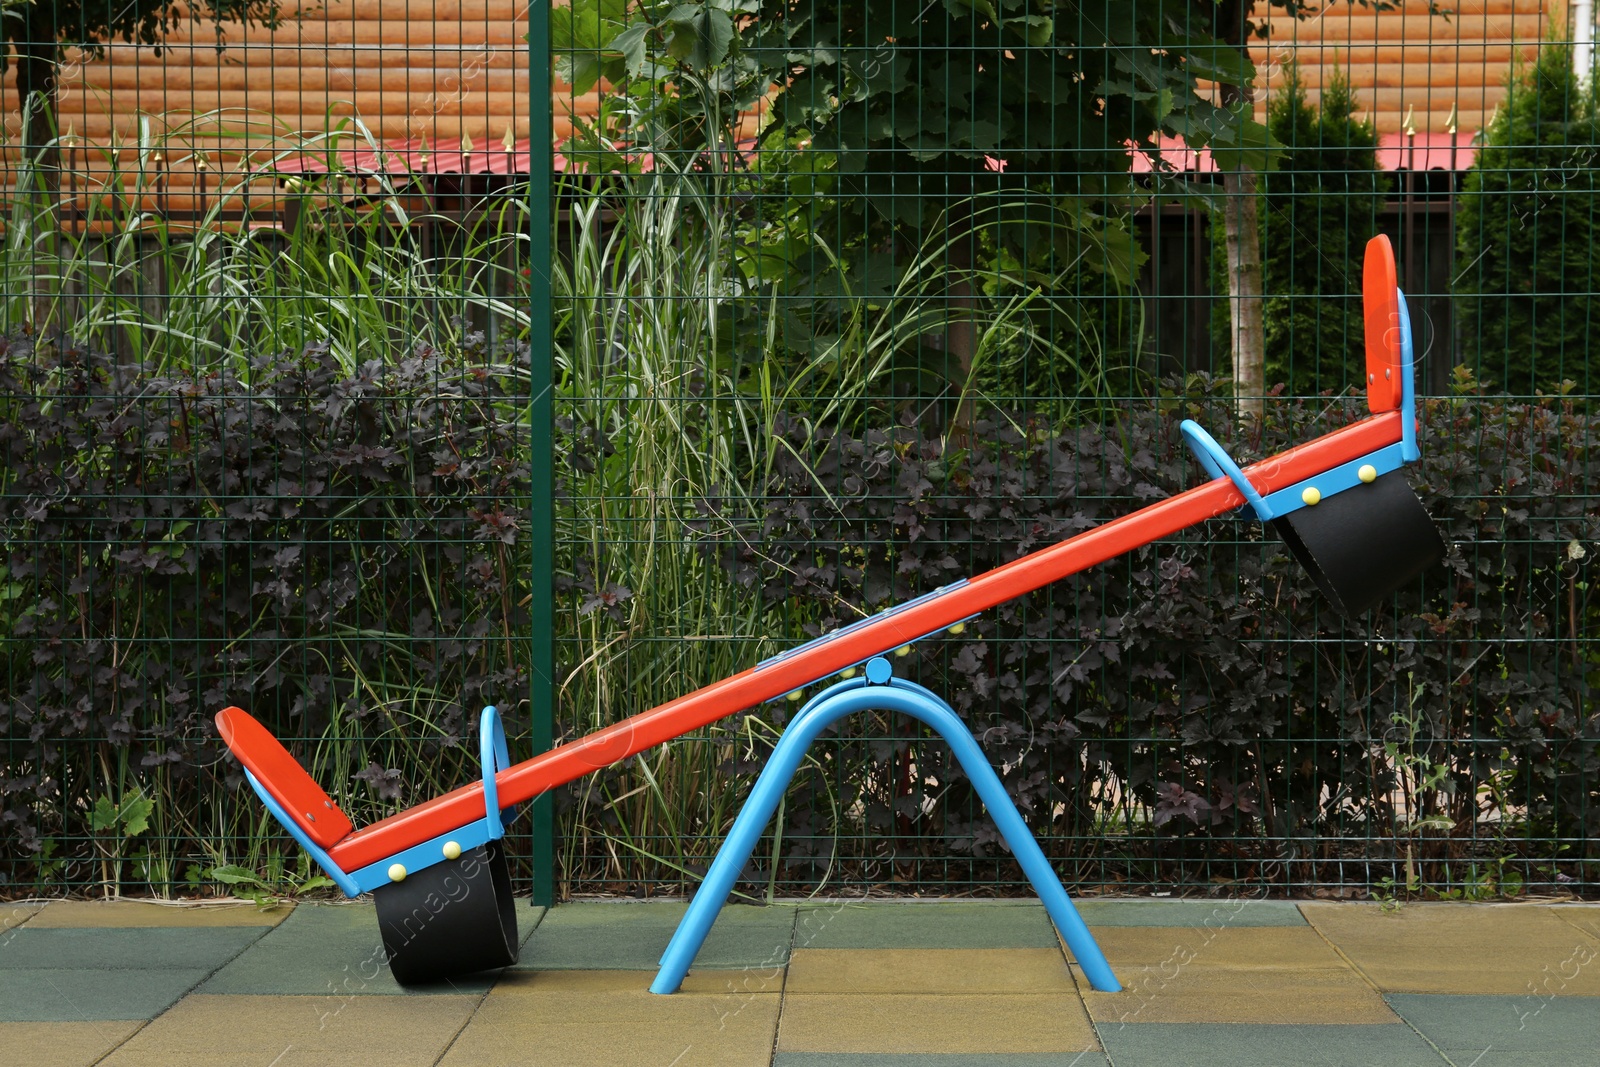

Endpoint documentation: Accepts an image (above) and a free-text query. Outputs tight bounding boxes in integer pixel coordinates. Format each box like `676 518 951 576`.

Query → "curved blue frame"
479 704 514 840
1179 419 1270 521
1180 287 1420 521
649 658 1121 994
246 706 516 898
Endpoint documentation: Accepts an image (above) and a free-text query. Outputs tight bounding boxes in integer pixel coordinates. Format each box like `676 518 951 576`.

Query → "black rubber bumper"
373 839 520 985
1269 469 1446 618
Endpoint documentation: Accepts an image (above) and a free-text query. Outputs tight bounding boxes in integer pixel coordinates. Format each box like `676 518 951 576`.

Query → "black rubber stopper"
1268 469 1446 618
373 839 519 985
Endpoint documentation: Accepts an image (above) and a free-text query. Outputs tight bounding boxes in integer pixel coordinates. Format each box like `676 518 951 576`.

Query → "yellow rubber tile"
0 1020 143 1067
98 993 478 1067
1082 925 1398 1025
1301 903 1600 995
3 904 43 933
1551 905 1600 941
786 948 1075 994
777 993 1098 1055
495 968 783 995
30 900 293 928
439 969 780 1066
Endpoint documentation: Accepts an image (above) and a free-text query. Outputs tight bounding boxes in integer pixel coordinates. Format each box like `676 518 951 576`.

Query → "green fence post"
526 0 556 909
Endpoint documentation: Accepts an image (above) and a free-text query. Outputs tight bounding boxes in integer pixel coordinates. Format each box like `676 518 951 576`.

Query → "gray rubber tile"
1385 994 1599 1057
0 967 210 1022
1440 1056 1599 1067
774 1055 1110 1067
794 901 1059 950
0 926 264 970
1076 899 1306 928
515 900 796 970
199 902 543 995
1094 1023 1451 1066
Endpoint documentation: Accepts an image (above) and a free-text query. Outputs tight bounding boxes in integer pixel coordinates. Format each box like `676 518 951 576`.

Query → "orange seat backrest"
215 706 354 850
1363 234 1404 414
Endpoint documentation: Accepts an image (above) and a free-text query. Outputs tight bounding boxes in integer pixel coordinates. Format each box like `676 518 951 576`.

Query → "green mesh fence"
0 1 1595 905
0 0 552 899
544 0 1598 902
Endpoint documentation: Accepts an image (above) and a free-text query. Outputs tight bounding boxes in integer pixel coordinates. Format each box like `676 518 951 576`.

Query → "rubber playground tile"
1094 1023 1451 1066
2 903 43 933
1300 903 1600 996
515 900 796 970
1081 926 1396 1025
199 901 543 996
0 967 212 1022
99 993 479 1067
0 1020 144 1067
794 900 1059 951
29 899 293 928
1075 898 1306 928
0 925 265 971
1548 904 1600 940
439 968 780 1067
786 948 1075 995
1384 994 1600 1057
498 967 782 995
777 993 1099 1055
774 1055 1111 1067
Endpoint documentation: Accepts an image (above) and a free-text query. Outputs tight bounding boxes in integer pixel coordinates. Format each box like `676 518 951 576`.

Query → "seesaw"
215 234 1444 993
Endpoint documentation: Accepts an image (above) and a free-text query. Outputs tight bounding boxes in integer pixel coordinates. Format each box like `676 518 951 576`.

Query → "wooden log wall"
0 0 1568 220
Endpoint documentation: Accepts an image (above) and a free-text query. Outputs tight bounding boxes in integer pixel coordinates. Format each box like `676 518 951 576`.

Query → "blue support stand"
650 657 1121 994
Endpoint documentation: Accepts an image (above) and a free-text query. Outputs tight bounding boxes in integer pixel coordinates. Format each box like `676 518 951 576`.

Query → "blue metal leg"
650 658 1120 994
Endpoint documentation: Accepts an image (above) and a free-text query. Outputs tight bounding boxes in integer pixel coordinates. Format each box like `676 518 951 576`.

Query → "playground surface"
1 897 1595 1067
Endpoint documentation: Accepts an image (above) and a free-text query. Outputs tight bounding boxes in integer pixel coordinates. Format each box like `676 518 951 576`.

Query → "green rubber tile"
1082 926 1396 1025
0 926 265 971
787 948 1074 994
29 900 292 928
440 968 780 1067
778 993 1099 1055
0 1020 144 1066
199 902 543 995
774 1055 1111 1067
100 993 479 1067
1301 904 1600 995
516 900 796 970
794 901 1058 950
1094 1023 1450 1066
1076 898 1306 928
1386 994 1600 1056
0 968 213 1022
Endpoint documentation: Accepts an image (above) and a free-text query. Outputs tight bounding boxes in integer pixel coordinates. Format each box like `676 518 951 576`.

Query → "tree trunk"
1217 0 1264 423
1223 167 1265 421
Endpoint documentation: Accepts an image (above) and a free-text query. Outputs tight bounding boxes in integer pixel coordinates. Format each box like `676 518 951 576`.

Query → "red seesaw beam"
326 410 1402 872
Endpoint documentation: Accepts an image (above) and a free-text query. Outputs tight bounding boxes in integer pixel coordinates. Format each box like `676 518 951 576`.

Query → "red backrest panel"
1363 234 1404 413
215 706 354 849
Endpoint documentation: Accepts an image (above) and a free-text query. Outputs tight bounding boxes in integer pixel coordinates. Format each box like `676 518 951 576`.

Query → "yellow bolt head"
388 863 407 883
442 841 462 861
894 645 911 657
1358 464 1378 484
1301 487 1322 507
949 622 966 635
